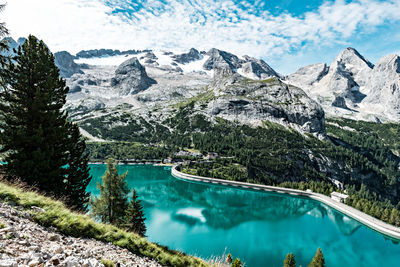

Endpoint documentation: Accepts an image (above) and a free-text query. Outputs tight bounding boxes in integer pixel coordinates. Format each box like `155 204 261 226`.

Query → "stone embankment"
0 202 161 267
172 165 400 240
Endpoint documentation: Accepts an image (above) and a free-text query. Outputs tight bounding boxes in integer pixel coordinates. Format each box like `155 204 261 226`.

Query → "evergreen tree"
308 248 325 267
284 253 296 267
91 158 129 226
123 189 146 236
225 253 233 264
64 124 92 211
231 258 242 267
0 35 91 210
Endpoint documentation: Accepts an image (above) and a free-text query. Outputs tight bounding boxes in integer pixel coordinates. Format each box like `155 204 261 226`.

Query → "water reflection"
87 164 400 267
112 167 362 235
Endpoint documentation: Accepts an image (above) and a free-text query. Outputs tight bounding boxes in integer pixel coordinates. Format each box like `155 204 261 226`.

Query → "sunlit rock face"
286 47 400 122
110 57 156 96
54 51 85 78
6 36 396 136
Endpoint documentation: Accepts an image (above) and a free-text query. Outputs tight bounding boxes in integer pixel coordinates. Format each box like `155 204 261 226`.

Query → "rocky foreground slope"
0 202 160 267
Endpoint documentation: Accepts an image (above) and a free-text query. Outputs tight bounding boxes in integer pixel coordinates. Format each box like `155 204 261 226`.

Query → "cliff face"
5 37 398 137
286 48 400 121
207 74 325 137
60 47 326 138
0 202 160 267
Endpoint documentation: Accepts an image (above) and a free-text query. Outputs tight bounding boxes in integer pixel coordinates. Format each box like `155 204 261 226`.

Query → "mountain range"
3 37 400 140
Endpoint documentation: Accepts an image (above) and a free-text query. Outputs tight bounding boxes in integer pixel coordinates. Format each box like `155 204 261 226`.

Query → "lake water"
86 164 400 267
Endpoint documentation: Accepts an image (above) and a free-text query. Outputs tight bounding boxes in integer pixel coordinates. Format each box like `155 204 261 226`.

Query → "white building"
331 192 349 203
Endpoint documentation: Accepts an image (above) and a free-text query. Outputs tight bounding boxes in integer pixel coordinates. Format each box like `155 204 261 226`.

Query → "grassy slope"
0 180 208 267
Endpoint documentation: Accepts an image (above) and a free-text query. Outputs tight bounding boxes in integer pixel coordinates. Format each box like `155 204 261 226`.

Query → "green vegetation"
80 113 166 142
0 180 208 266
101 259 115 267
231 258 242 267
326 118 400 226
124 189 147 237
84 105 400 226
181 159 248 181
0 35 91 211
278 181 335 196
91 159 130 226
225 253 233 264
173 88 215 109
91 159 146 236
308 248 325 267
176 116 400 225
283 248 325 267
86 142 173 161
284 253 296 267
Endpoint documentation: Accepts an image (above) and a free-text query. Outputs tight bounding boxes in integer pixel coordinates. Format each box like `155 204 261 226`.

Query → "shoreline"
88 161 173 166
171 164 400 241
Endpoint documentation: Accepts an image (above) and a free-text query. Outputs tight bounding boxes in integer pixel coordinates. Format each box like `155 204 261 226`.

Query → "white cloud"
2 0 400 73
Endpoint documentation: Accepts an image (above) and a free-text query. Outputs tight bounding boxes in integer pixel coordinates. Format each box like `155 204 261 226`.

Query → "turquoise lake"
87 164 400 267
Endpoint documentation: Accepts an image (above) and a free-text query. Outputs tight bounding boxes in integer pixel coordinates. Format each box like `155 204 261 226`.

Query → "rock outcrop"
172 48 201 64
362 54 400 119
203 48 243 71
240 56 279 80
286 63 328 90
314 47 373 105
75 48 143 58
285 47 400 121
208 72 326 137
54 51 85 78
1 37 26 57
111 57 156 95
0 202 160 267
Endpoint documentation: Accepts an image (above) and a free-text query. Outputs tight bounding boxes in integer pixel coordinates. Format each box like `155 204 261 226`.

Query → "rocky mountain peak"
111 57 156 96
286 63 328 90
203 48 242 71
335 47 374 69
361 54 400 119
172 48 201 64
240 56 279 79
17 37 27 46
374 54 400 73
329 47 374 83
0 37 19 57
54 51 84 78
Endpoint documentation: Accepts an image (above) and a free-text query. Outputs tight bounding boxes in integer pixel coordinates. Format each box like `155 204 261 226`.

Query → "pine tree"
123 189 146 236
231 258 242 267
284 253 296 267
0 35 69 192
91 158 129 226
0 35 91 210
308 248 325 267
64 124 92 211
226 253 233 264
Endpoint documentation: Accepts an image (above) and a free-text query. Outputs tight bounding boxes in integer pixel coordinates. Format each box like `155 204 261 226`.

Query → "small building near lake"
331 191 349 203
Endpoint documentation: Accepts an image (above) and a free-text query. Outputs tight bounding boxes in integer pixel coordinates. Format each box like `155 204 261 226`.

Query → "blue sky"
3 0 400 74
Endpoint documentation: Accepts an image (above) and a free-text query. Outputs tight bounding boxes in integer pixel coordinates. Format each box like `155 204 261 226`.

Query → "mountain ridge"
3 37 400 135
